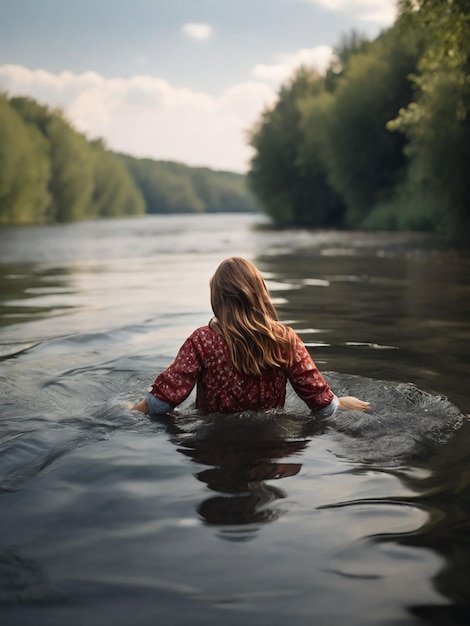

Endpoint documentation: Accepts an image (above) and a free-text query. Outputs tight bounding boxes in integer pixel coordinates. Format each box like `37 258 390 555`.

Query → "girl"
133 257 369 416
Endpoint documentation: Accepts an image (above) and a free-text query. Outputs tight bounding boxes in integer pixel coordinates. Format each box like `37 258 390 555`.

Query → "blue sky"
0 0 396 171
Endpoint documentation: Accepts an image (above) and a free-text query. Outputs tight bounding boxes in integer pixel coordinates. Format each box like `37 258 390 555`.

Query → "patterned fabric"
150 325 334 415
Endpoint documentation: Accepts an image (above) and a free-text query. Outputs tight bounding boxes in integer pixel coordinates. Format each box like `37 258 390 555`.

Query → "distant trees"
320 24 419 227
0 94 50 224
248 4 470 244
0 95 145 224
0 94 256 225
90 140 145 218
119 155 258 216
389 0 470 242
249 68 344 227
4 0 469 243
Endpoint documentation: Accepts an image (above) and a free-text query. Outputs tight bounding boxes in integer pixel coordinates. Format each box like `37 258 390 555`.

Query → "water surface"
1 214 469 626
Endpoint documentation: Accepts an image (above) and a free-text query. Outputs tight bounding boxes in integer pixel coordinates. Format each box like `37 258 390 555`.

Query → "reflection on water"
0 214 469 625
0 265 74 333
257 243 470 414
159 411 317 537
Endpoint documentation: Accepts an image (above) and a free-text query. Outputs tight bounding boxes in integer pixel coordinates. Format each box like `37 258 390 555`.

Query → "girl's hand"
132 399 149 413
338 396 370 412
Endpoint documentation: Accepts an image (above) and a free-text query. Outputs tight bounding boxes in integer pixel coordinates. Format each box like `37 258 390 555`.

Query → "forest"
118 154 258 215
0 95 257 225
248 0 470 244
0 95 146 224
1 1 468 242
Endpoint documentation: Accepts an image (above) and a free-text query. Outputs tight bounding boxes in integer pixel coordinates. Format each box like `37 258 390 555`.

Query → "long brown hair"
210 257 293 376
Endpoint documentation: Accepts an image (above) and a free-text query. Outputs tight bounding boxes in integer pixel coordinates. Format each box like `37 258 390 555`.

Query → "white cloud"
252 45 334 85
308 0 397 25
181 22 213 41
0 64 276 172
1 46 340 171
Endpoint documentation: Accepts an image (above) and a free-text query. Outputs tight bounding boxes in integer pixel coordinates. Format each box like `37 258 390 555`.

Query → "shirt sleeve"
146 392 172 414
286 330 336 413
149 334 201 407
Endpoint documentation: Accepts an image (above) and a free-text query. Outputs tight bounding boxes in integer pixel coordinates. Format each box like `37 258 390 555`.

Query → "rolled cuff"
312 394 339 418
146 392 172 415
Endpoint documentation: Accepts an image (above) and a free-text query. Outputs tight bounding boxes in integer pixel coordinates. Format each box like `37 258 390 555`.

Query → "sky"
0 0 397 172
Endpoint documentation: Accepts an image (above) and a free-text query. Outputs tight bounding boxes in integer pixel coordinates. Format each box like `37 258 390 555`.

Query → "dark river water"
1 214 469 626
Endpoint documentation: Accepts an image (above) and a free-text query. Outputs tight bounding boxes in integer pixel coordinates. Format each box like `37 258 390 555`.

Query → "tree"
90 141 145 217
10 97 94 221
120 154 257 215
321 24 420 227
45 114 95 221
7 97 145 223
0 94 50 224
190 168 258 213
389 0 470 242
249 68 342 227
324 30 371 92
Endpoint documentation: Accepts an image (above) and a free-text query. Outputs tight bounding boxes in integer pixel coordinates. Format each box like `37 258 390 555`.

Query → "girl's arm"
338 396 370 411
133 399 148 413
133 394 173 415
287 331 369 414
312 394 370 418
133 332 201 415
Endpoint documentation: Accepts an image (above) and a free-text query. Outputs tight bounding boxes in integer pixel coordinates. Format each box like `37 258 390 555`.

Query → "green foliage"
119 156 204 214
249 68 343 227
190 168 258 213
324 30 371 92
44 114 95 222
390 0 470 243
120 154 258 215
248 27 419 229
322 25 419 226
0 94 50 224
6 96 144 223
296 90 346 226
248 5 469 244
4 1 469 247
0 93 254 225
90 142 145 217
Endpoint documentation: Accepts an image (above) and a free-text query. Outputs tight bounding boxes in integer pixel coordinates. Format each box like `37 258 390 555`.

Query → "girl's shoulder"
189 324 226 344
284 324 302 338
187 325 229 360
275 323 298 342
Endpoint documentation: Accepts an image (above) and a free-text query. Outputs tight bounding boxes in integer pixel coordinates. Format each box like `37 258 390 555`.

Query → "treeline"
0 95 145 224
248 0 470 244
0 94 257 225
119 154 258 215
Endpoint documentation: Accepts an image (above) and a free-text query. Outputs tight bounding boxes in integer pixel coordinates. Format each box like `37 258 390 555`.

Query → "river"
1 213 469 625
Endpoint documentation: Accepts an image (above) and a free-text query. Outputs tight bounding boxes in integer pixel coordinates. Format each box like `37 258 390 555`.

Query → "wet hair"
210 257 293 376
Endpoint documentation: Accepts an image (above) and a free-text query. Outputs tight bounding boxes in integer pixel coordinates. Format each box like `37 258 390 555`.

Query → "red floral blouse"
150 325 334 415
